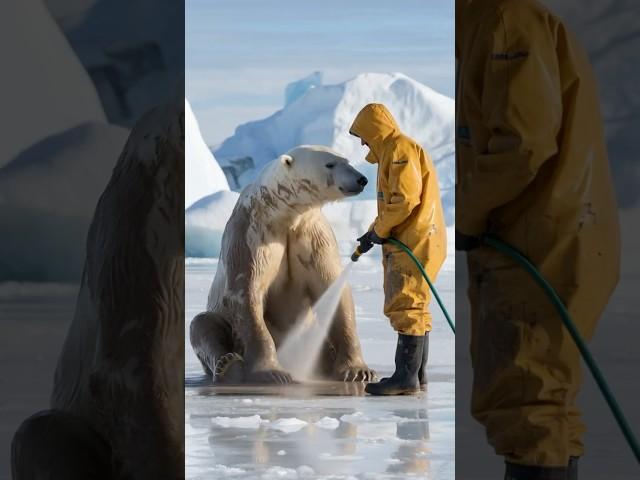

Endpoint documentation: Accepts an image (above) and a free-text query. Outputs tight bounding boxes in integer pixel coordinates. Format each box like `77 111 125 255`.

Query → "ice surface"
214 72 454 222
185 98 230 208
0 122 129 281
1 0 106 167
185 244 455 479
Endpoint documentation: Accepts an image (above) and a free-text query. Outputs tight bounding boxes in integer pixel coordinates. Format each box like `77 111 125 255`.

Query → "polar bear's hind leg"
190 311 244 383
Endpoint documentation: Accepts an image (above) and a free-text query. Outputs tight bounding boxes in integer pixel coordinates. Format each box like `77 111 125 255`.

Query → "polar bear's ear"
279 154 294 167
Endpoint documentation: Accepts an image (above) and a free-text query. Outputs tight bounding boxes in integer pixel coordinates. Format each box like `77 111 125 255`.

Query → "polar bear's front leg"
235 296 294 384
326 285 377 382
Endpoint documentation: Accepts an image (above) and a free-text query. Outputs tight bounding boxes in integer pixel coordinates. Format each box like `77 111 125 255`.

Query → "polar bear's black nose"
357 176 368 187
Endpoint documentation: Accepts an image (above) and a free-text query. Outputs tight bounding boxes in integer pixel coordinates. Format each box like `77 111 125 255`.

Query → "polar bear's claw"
340 367 377 383
213 353 244 383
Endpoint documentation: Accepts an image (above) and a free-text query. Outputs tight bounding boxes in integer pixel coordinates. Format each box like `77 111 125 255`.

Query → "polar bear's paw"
213 352 244 384
246 369 294 385
338 366 377 383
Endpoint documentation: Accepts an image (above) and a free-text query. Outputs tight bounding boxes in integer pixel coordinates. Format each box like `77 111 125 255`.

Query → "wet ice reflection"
186 384 454 479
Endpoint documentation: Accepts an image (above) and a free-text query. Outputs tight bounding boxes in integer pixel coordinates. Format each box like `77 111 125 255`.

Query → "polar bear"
190 145 376 384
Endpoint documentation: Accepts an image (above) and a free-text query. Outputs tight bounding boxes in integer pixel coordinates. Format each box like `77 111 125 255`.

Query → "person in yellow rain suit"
456 0 620 478
349 103 447 396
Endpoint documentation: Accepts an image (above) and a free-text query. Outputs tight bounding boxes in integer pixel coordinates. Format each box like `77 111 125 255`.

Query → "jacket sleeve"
373 144 422 238
457 8 562 235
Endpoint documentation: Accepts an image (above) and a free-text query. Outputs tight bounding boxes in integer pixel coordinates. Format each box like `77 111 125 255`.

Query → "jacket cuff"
456 215 487 237
373 223 390 239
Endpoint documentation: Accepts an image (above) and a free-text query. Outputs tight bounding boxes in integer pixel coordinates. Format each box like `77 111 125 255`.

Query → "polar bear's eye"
325 163 336 169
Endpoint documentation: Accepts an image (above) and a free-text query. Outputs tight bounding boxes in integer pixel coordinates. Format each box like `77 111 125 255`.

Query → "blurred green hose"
483 234 640 465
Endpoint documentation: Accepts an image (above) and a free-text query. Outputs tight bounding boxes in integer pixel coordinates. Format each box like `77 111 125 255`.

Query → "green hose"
483 234 640 465
386 237 456 334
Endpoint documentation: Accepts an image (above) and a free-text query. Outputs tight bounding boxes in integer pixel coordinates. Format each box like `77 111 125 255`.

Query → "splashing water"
278 263 354 381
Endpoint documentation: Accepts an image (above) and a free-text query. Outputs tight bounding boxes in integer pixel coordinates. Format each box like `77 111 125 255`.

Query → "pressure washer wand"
351 239 373 262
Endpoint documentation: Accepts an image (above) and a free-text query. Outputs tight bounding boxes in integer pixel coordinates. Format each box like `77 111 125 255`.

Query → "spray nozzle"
351 238 374 262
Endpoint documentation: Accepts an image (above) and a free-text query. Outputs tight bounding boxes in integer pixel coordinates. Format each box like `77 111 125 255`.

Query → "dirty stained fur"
191 145 375 384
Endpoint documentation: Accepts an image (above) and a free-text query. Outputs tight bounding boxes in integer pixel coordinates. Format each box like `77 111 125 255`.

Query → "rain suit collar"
349 103 400 164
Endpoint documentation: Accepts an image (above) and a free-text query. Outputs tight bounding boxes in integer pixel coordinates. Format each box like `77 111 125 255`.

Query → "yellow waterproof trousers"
467 247 586 466
382 244 432 337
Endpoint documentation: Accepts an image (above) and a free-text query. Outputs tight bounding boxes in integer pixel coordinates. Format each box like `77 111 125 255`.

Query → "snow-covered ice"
185 98 230 208
185 232 455 479
315 417 340 430
211 415 263 430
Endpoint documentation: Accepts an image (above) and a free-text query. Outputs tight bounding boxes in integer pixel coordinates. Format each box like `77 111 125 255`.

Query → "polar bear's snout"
335 163 368 196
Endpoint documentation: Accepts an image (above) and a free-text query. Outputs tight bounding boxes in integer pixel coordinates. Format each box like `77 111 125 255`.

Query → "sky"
186 0 454 146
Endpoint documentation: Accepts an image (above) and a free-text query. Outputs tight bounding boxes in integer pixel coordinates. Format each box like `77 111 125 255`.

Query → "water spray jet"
278 263 355 381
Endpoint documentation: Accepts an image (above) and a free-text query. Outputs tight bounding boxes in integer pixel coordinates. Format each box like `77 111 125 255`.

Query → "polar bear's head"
271 145 368 206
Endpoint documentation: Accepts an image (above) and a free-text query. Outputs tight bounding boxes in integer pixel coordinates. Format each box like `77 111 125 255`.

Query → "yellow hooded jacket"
350 103 446 335
456 0 620 466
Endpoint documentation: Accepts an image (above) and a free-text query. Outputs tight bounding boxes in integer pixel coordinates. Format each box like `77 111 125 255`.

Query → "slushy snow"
185 98 230 208
214 72 454 220
1 0 107 167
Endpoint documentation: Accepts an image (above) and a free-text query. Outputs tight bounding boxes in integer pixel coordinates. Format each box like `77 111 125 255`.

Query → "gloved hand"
356 229 386 254
455 230 482 251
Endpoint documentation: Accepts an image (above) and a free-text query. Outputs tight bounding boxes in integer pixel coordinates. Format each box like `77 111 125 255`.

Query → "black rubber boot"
365 334 423 395
418 332 429 389
567 457 578 480
504 461 569 480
